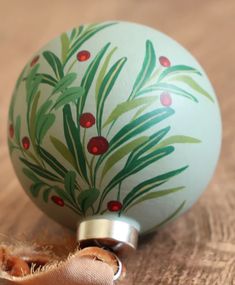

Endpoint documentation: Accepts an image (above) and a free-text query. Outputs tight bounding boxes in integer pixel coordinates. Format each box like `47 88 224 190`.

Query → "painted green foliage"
8 23 213 224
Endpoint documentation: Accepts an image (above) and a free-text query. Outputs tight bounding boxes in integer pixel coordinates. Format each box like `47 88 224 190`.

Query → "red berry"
77 50 91 62
79 113 95 128
51 196 64 207
9 124 14 138
87 136 109 155
30 55 40 67
107 201 123 212
160 92 172 107
159 56 171 67
91 146 98 153
22 137 30 150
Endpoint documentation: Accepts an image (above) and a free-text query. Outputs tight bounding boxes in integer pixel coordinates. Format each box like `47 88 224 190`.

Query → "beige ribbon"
0 241 123 285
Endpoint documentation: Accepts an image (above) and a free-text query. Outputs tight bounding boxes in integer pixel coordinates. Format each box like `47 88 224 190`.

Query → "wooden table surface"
0 0 235 284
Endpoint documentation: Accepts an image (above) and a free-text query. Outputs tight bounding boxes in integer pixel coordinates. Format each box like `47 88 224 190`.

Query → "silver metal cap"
77 218 139 252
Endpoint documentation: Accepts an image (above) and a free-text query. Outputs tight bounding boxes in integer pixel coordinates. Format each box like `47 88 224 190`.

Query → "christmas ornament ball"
8 21 221 246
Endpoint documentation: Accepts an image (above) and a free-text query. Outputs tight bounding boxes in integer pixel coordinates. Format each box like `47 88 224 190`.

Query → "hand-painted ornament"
8 21 222 250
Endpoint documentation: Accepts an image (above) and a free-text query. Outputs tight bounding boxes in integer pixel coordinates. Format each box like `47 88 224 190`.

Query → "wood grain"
0 0 234 284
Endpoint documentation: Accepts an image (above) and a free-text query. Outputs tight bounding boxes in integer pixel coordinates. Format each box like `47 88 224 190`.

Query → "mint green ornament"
8 21 221 250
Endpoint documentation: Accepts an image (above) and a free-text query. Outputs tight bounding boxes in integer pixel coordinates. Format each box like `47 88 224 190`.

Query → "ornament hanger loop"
112 253 123 281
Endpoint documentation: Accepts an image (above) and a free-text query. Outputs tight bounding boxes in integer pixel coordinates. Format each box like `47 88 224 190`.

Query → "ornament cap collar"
77 218 139 252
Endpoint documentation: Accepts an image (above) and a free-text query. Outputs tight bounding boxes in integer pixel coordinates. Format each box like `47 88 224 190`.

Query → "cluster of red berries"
9 124 31 150
51 195 123 212
158 56 172 107
10 55 39 147
8 55 40 148
51 194 123 213
30 49 91 69
79 113 109 155
76 48 120 210
20 51 171 212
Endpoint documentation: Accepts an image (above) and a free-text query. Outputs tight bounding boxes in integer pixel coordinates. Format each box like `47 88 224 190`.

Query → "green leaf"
100 146 175 209
109 108 174 153
70 26 83 41
38 146 68 178
52 73 77 94
126 146 175 180
123 166 188 209
60 33 70 64
16 66 27 90
36 113 55 144
23 168 40 183
151 135 201 152
14 115 21 145
169 75 214 102
25 65 42 105
25 151 42 166
35 100 53 141
43 51 64 79
63 104 88 183
70 26 82 40
95 47 117 102
40 73 57 87
52 86 85 110
65 22 116 65
131 101 154 121
103 96 157 128
101 136 148 180
20 158 61 181
78 43 111 114
70 28 77 40
50 136 77 169
144 201 186 234
64 171 77 201
86 23 101 30
96 108 174 173
130 40 156 98
157 65 202 82
125 187 185 211
53 186 73 204
96 57 127 134
125 127 170 167
63 86 85 97
29 182 43 197
78 188 99 213
137 82 198 102
26 64 39 97
30 91 40 143
29 76 42 106
8 138 15 155
36 100 53 119
43 187 51 202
